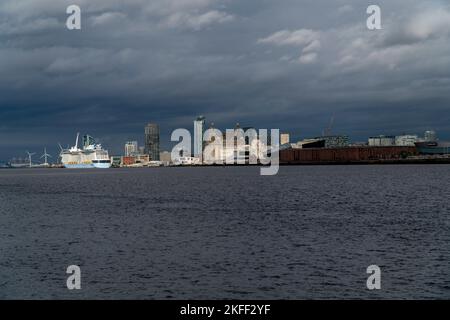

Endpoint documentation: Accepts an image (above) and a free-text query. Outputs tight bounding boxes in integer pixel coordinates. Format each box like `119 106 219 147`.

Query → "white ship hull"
9 163 30 168
63 163 95 169
93 161 112 169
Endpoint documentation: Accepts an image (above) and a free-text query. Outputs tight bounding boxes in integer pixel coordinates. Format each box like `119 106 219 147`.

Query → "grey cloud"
1 0 450 159
163 9 234 30
258 29 321 63
89 12 128 26
382 7 450 47
258 29 321 47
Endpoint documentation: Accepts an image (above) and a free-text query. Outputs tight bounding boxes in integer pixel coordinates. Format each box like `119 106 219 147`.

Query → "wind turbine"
26 151 36 168
40 148 52 166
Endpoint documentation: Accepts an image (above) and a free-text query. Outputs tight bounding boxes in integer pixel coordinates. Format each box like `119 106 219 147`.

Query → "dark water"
0 166 449 299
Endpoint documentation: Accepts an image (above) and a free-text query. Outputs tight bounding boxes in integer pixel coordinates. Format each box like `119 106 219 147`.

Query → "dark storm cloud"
1 0 450 160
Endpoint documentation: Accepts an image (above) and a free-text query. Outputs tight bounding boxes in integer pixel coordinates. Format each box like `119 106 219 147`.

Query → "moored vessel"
60 133 111 168
7 158 29 168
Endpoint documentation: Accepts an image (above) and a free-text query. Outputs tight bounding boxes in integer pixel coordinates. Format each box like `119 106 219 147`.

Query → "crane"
323 114 335 136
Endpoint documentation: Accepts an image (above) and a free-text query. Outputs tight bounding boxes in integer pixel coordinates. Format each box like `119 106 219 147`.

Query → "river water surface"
0 166 449 299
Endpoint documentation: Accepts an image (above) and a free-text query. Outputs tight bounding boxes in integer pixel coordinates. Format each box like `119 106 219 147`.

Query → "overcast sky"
1 0 450 159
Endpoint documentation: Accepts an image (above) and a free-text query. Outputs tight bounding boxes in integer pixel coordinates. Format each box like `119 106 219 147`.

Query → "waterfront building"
125 141 138 156
145 123 160 161
117 154 151 167
292 138 326 149
173 156 201 166
280 146 417 164
194 116 205 160
136 154 150 165
122 156 136 166
280 133 290 145
110 156 122 167
395 135 418 146
314 135 349 148
202 125 267 164
368 135 395 147
160 151 172 166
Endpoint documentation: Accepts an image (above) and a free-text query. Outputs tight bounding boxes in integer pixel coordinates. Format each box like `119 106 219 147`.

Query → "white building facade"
368 135 395 147
194 116 205 161
125 141 138 156
395 135 418 146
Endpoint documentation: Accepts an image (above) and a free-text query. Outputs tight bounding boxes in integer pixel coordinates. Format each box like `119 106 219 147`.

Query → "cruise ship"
60 134 111 168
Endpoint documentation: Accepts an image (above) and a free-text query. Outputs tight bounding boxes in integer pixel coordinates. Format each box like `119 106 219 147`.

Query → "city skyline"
1 115 443 164
1 0 450 159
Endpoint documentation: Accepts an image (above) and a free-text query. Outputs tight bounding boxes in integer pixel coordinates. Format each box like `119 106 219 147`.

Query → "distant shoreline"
2 158 450 170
